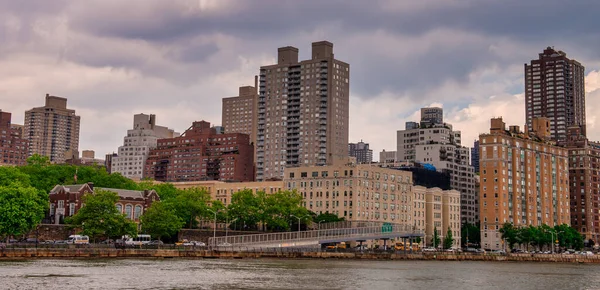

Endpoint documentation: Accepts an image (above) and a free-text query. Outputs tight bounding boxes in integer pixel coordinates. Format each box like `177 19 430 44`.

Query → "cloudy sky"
2 0 600 161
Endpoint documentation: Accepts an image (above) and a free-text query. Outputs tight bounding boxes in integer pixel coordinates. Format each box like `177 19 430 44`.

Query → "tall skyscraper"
24 94 80 163
111 114 178 180
397 107 477 225
256 41 350 181
348 140 373 164
0 110 28 166
222 80 258 147
525 47 585 141
479 117 570 250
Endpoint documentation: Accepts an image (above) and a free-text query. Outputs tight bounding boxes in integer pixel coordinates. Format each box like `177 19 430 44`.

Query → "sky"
2 0 600 161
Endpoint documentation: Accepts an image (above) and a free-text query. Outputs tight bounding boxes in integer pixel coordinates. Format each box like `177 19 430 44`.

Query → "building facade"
111 114 178 180
256 41 350 181
222 82 258 147
397 107 477 225
284 161 461 247
472 140 480 174
348 140 373 164
0 110 28 166
561 126 600 242
479 117 570 250
379 150 396 165
48 183 159 223
413 186 461 248
144 121 254 182
525 47 586 141
24 94 80 163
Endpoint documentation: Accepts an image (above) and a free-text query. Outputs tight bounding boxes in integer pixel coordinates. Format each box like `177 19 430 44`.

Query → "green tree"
499 222 518 250
66 189 137 241
314 212 344 223
0 184 47 242
443 227 454 249
140 202 184 241
461 222 481 247
164 187 210 228
432 226 441 248
228 189 263 231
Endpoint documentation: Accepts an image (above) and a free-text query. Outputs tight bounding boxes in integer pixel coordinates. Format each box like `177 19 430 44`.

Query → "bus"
67 235 90 244
122 234 152 246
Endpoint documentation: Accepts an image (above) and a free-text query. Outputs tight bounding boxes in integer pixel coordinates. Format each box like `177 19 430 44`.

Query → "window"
134 205 142 219
116 203 123 213
125 205 133 219
58 200 64 209
69 203 75 216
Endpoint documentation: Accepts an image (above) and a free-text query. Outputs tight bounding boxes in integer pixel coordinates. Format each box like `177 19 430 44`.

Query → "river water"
1 258 599 290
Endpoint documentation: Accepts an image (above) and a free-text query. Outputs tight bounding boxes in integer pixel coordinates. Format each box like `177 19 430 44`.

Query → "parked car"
493 250 506 255
41 240 55 245
423 247 436 252
476 248 486 253
147 240 164 245
24 238 39 243
54 240 67 245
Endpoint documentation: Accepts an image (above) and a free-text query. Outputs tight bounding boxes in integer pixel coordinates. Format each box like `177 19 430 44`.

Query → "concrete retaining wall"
1 248 600 263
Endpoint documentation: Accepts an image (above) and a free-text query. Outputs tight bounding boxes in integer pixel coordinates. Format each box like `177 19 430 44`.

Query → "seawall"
1 248 600 263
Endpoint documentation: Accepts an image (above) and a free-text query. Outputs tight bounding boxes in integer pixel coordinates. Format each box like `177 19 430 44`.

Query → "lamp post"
207 209 218 246
291 214 310 232
318 220 326 230
551 231 563 254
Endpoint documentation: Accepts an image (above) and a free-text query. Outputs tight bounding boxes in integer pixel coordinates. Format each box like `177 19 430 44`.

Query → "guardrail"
209 222 423 247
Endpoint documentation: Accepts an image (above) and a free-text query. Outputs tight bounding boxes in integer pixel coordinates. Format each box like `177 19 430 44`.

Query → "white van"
122 234 152 246
67 235 90 244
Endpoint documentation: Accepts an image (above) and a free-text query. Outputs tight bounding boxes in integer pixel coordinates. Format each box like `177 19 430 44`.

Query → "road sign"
382 223 393 233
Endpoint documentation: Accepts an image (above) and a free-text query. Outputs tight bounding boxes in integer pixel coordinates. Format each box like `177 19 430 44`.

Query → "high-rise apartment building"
256 41 350 181
479 117 570 250
560 126 600 242
111 114 178 180
471 140 480 174
0 110 28 166
348 140 373 164
396 107 477 225
144 121 254 182
222 80 258 146
525 47 586 141
24 94 80 163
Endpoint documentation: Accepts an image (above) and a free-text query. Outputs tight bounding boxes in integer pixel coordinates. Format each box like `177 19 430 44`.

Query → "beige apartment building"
413 186 461 248
256 41 350 181
284 161 461 247
24 94 80 163
221 80 258 148
479 117 570 250
170 180 284 206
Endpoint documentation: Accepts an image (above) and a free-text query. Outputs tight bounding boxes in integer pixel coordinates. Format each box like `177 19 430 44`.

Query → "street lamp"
291 214 310 232
206 209 218 246
551 230 564 254
318 220 326 230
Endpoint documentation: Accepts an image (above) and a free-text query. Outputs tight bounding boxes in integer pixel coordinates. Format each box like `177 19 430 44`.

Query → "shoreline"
1 248 599 263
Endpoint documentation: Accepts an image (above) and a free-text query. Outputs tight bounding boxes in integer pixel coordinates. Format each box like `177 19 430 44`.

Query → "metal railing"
208 221 423 247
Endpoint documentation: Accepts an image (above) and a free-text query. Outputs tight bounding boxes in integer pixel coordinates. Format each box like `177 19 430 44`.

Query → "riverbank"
2 248 600 263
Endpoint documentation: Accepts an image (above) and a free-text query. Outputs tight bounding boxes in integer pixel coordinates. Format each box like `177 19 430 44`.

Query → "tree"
461 222 481 247
432 226 441 248
227 189 262 231
0 184 47 242
499 222 518 249
443 227 454 249
140 202 184 241
164 187 210 229
314 212 345 223
66 189 137 241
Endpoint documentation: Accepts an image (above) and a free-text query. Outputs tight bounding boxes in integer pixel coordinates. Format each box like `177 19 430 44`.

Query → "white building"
111 114 178 180
396 107 477 225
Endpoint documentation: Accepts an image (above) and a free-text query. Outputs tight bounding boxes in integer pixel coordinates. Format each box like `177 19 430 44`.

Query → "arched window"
125 205 133 219
134 205 142 219
116 203 123 213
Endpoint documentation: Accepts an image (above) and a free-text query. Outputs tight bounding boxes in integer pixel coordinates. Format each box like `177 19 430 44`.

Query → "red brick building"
0 110 28 166
561 126 600 242
48 183 160 223
144 121 254 182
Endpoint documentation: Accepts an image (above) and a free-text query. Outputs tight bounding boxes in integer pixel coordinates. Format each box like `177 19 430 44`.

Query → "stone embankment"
1 248 600 263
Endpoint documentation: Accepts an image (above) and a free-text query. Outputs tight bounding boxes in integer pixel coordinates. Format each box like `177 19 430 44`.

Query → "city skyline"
2 1 600 159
